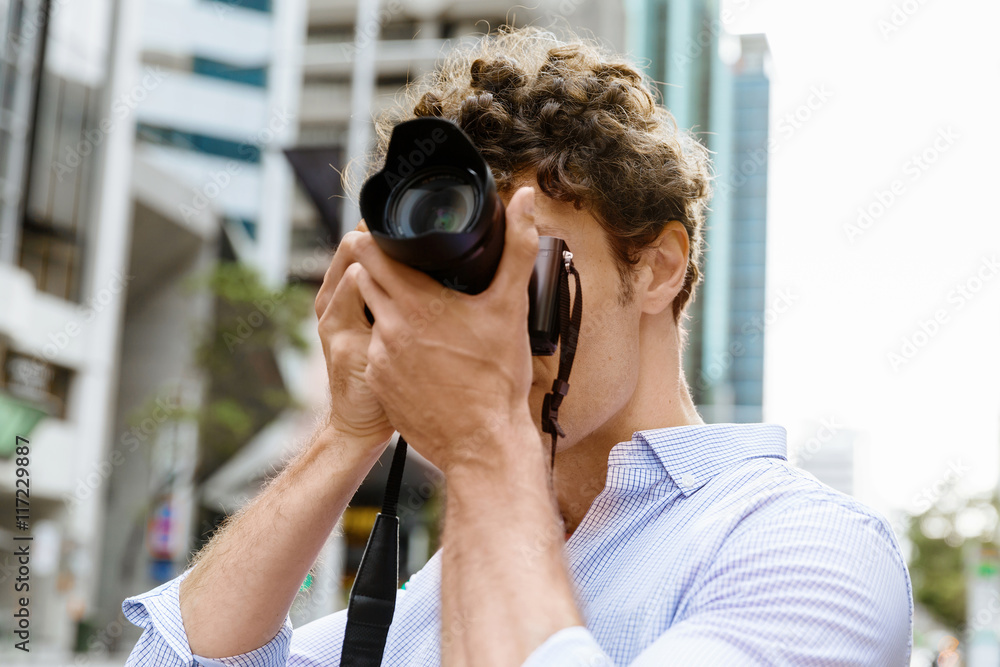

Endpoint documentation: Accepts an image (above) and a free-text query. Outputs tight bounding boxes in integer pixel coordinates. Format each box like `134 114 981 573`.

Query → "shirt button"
680 473 697 488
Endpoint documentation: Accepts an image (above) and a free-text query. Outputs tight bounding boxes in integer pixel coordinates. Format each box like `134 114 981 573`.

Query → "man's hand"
315 220 396 451
342 186 542 473
327 187 582 667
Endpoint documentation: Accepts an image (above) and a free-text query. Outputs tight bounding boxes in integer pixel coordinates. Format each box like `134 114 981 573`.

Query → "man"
123 26 912 666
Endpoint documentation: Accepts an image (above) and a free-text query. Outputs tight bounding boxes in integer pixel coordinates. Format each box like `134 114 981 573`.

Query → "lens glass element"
386 169 478 237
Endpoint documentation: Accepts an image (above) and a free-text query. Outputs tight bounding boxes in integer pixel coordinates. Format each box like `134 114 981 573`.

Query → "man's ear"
637 220 689 316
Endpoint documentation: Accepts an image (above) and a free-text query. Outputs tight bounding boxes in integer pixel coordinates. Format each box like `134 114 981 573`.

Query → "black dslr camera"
358 117 567 356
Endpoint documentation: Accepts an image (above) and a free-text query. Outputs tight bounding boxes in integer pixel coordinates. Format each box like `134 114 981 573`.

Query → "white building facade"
1 0 310 657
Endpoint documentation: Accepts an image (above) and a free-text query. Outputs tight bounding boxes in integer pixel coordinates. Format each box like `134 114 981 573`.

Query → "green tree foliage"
907 485 1000 631
908 518 967 629
184 262 313 481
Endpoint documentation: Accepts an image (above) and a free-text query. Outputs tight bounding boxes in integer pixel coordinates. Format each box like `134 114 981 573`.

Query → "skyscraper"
625 0 771 424
722 33 770 423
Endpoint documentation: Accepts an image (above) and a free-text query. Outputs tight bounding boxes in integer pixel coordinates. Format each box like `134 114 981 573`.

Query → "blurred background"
0 0 996 665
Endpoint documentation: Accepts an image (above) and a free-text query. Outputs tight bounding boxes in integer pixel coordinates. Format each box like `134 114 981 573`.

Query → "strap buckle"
542 379 569 438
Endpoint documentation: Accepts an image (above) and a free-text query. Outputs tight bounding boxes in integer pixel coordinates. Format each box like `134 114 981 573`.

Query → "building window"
193 56 268 88
206 0 272 14
18 72 98 303
137 123 262 163
224 215 257 241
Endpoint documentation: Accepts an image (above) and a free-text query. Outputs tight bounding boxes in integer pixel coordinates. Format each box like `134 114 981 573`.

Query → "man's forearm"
440 414 584 667
178 425 389 659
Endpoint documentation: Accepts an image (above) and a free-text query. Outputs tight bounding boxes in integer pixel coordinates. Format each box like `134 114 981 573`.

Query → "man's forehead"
500 179 589 239
532 198 593 238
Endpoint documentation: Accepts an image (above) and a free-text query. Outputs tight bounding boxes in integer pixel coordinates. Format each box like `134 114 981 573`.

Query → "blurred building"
965 541 1000 666
0 0 139 655
627 0 772 424
2 0 321 656
791 426 858 497
721 33 771 423
94 0 317 650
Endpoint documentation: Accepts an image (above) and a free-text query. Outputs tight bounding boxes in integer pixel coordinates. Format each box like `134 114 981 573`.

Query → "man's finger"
315 231 367 318
322 262 372 331
346 232 440 299
489 186 540 300
352 263 392 328
314 220 372 318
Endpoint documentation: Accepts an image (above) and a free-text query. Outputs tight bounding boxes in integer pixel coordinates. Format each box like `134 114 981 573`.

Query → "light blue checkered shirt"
122 423 913 666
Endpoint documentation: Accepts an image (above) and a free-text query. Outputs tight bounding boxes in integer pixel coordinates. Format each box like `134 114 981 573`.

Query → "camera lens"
359 117 506 295
385 168 479 237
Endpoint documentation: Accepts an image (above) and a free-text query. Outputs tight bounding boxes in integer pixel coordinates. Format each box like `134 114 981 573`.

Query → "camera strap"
541 252 582 472
340 252 581 665
339 436 407 666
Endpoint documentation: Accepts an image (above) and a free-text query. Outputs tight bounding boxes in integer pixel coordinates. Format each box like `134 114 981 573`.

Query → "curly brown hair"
361 26 714 320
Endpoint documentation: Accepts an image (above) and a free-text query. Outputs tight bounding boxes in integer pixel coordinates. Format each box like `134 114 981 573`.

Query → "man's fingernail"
524 188 535 217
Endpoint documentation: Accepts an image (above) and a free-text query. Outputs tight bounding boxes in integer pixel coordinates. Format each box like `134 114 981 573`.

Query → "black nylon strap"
381 435 408 515
340 436 408 666
541 255 582 471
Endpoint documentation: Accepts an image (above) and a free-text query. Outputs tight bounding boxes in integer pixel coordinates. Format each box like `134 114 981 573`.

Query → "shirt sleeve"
122 566 293 666
521 626 613 667
522 497 913 667
121 549 443 666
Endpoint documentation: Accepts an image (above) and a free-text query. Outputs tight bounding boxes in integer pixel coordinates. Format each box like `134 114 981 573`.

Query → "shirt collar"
607 423 788 496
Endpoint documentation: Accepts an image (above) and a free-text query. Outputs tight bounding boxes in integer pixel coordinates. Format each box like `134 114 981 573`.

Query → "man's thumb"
492 186 539 296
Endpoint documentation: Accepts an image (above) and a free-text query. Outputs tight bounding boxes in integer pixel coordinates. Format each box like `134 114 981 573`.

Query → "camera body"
359 117 566 356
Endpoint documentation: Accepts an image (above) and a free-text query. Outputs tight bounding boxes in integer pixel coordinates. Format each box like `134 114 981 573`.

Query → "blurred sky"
720 0 1000 516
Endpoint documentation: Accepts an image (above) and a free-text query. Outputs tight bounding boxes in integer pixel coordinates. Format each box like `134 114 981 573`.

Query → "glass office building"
626 0 771 423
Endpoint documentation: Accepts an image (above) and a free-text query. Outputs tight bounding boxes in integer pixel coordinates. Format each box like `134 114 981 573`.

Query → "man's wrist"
312 421 393 474
444 408 548 492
